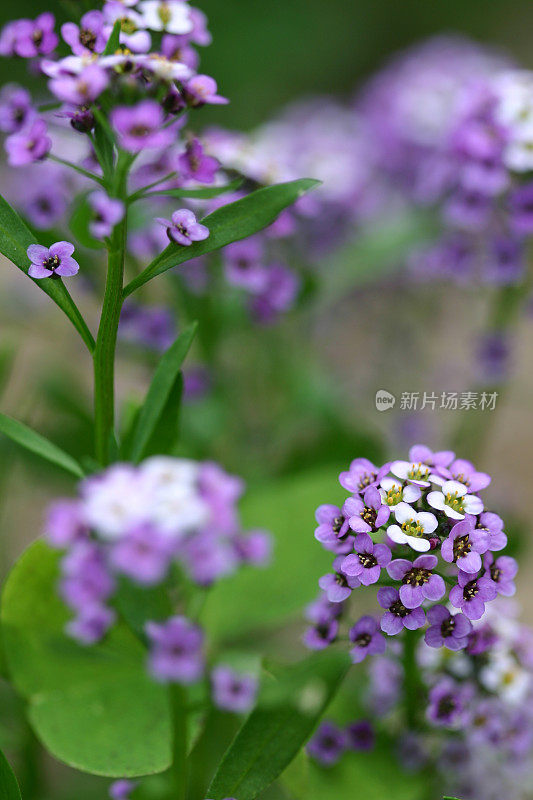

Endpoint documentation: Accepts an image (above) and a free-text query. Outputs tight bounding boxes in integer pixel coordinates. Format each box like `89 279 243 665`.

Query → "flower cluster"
307 445 516 662
0 0 223 272
46 457 271 655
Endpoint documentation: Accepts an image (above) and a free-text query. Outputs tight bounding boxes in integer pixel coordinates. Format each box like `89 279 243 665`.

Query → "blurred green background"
3 0 533 129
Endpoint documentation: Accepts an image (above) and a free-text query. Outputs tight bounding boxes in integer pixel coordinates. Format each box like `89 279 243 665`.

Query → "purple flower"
343 486 390 534
466 622 497 655
88 191 125 239
345 720 375 751
61 11 106 56
387 554 445 608
426 678 473 728
109 524 174 585
319 556 360 603
248 263 300 323
5 118 51 166
60 542 115 611
0 84 34 133
303 618 339 650
444 188 492 231
183 365 211 402
161 34 199 70
486 237 525 285
233 530 271 567
27 241 79 279
341 533 391 586
177 138 219 184
46 499 87 548
184 75 228 107
509 182 533 235
441 515 489 574
11 13 58 58
66 603 116 646
449 570 497 620
0 21 24 56
146 616 204 684
156 208 209 246
476 511 507 551
408 444 455 469
307 722 346 766
120 303 176 352
483 552 518 597
109 781 138 800
349 615 386 663
49 64 109 106
476 332 511 384
441 458 491 492
339 458 389 494
223 238 268 293
314 503 350 548
111 101 175 152
424 605 472 651
211 666 258 713
377 587 426 635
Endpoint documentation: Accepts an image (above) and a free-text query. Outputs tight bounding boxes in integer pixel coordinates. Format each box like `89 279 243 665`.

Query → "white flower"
386 501 437 552
42 54 98 77
137 53 192 81
81 464 153 539
503 128 533 173
379 477 421 510
427 480 483 520
138 0 193 34
480 652 531 704
140 456 199 490
390 460 434 487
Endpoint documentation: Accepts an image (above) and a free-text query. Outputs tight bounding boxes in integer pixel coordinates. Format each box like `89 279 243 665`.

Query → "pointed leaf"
1 542 171 777
207 651 349 800
123 179 320 297
139 178 243 201
0 194 95 351
0 413 84 479
103 19 121 55
126 323 197 462
0 749 21 800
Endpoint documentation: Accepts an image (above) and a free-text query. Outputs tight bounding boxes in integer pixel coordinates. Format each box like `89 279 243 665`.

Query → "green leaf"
125 323 197 462
139 179 243 202
103 19 121 55
1 541 171 777
0 413 84 479
0 194 95 352
0 748 21 800
202 466 344 643
123 179 320 297
207 651 350 800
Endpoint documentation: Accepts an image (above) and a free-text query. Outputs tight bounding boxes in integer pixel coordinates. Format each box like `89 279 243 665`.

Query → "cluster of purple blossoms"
0 0 226 234
307 444 515 658
307 719 375 766
305 446 533 798
46 458 271 670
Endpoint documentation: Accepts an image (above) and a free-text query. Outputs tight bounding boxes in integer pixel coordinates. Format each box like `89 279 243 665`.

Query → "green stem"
167 684 188 800
93 220 126 464
93 153 131 464
402 630 422 730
